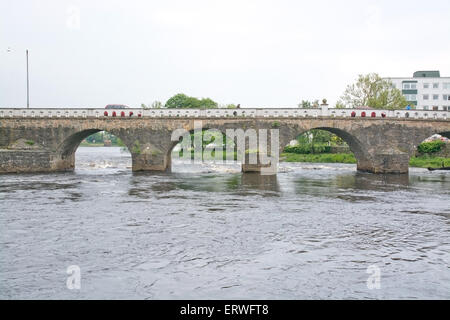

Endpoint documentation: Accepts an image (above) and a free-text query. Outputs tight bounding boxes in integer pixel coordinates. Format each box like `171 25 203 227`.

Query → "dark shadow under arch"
440 131 450 139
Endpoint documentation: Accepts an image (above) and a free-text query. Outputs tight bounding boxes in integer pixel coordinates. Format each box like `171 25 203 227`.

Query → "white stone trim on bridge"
0 108 448 120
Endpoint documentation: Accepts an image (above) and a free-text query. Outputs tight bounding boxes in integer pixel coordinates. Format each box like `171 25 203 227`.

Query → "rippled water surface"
1 147 449 299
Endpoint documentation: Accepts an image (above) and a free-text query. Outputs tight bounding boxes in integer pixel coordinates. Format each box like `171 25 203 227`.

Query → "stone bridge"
0 108 449 174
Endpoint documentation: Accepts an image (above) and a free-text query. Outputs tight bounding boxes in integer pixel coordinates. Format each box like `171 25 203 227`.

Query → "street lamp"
26 49 29 108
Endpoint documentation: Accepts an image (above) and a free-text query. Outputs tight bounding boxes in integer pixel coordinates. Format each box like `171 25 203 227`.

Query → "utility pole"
26 49 29 108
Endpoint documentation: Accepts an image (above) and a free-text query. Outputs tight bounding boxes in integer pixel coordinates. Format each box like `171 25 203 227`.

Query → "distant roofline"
413 70 440 78
384 70 448 79
384 76 450 79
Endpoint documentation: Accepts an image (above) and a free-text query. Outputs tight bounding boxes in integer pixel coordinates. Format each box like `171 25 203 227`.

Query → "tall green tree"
338 73 408 110
165 93 218 109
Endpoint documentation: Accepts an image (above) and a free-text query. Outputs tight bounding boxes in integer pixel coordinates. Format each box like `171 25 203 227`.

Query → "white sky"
1 0 449 108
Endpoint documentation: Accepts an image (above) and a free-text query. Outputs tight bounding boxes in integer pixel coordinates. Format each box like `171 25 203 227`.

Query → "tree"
335 101 346 109
338 73 408 110
298 100 311 108
165 93 218 109
151 101 163 108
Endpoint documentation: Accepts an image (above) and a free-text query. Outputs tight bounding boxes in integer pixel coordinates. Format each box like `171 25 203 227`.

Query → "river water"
0 147 449 299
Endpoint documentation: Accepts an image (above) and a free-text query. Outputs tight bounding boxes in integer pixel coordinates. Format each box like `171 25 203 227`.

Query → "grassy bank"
409 156 450 168
281 153 450 169
80 142 124 147
281 153 356 164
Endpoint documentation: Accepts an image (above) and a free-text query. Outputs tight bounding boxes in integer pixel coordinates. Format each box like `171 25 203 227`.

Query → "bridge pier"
132 153 171 172
0 149 76 173
357 152 410 174
241 152 278 175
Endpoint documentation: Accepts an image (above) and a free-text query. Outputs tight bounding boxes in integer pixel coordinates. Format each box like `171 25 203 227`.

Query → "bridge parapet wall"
0 108 448 120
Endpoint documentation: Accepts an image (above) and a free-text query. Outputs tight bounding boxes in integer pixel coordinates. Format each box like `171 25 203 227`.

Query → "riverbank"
80 142 123 147
281 153 450 169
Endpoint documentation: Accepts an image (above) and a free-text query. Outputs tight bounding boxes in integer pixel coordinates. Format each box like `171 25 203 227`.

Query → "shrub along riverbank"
281 153 450 168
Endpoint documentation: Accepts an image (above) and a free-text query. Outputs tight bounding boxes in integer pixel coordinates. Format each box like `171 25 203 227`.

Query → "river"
0 147 449 299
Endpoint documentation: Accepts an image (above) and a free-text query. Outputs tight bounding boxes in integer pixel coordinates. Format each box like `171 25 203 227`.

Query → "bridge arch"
284 126 372 171
57 129 131 171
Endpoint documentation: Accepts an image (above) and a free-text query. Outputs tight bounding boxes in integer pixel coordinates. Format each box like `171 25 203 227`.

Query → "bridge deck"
0 108 448 120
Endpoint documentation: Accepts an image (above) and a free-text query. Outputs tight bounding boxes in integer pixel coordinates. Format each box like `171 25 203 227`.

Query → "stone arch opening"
58 129 131 171
284 127 370 171
169 128 240 172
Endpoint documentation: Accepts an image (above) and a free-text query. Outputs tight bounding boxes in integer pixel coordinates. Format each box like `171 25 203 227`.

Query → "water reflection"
240 173 280 195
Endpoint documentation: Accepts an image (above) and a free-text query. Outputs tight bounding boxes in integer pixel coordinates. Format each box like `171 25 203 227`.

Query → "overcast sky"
1 0 449 108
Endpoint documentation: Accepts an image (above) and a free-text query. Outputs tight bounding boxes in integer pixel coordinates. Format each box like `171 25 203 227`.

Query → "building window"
444 94 450 101
410 83 417 89
423 106 429 110
423 94 429 100
423 83 430 89
403 83 411 89
433 94 439 100
442 106 448 111
443 83 450 90
433 83 439 89
433 106 439 111
404 94 417 101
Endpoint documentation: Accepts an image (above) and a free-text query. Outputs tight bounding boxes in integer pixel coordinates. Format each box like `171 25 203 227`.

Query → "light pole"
26 49 29 108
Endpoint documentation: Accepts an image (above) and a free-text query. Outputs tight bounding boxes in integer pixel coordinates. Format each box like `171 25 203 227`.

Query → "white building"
385 71 450 111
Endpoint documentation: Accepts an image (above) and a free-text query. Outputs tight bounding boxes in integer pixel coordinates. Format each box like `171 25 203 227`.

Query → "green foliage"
298 100 311 108
298 100 321 108
85 132 104 144
272 121 280 128
417 140 445 154
339 73 408 109
226 104 237 109
409 156 450 168
116 138 126 147
285 129 347 154
165 93 218 109
151 101 163 108
281 152 450 169
335 101 346 109
25 140 35 146
142 101 163 109
284 144 331 154
132 140 141 154
281 153 356 164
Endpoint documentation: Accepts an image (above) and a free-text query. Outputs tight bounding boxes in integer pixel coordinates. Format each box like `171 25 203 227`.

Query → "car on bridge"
105 104 129 109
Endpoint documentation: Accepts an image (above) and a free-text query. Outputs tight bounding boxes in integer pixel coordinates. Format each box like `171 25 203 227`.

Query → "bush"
417 140 445 154
284 144 331 154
